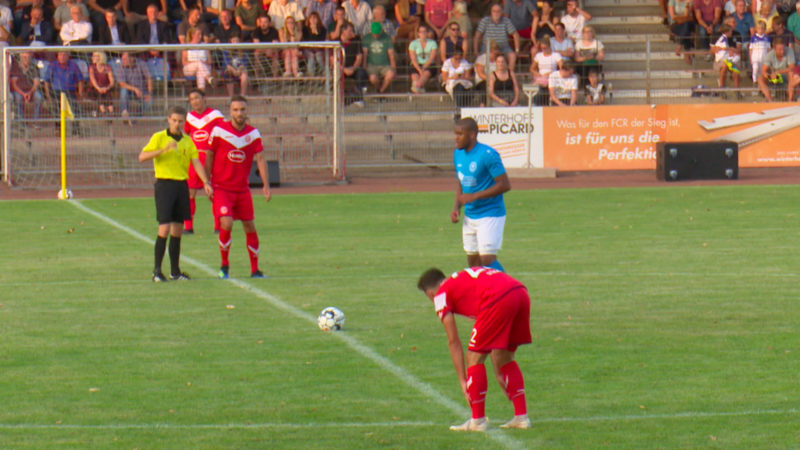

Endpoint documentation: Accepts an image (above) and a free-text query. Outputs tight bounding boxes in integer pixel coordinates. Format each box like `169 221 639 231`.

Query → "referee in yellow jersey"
139 106 213 282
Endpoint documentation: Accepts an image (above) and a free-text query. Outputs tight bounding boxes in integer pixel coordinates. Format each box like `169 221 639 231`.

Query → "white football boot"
449 417 488 432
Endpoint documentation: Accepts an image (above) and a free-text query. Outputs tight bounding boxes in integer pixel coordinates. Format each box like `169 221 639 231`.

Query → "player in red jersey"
205 95 271 279
417 267 532 431
184 88 224 234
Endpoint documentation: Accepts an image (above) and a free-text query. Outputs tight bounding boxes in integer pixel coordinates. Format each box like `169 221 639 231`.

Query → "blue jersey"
454 142 507 219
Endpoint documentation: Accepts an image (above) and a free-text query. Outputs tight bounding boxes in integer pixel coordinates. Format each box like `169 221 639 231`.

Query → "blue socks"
487 259 505 272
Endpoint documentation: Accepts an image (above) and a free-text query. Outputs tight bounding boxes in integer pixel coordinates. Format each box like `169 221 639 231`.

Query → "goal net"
2 41 343 189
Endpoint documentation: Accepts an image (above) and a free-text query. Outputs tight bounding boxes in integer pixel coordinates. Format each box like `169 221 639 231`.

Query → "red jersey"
185 107 224 152
434 267 526 321
208 120 263 192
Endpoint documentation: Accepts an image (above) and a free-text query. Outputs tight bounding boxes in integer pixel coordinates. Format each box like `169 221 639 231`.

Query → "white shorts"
462 215 505 255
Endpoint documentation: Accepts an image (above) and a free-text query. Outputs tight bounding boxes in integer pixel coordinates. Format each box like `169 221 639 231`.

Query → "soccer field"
1 185 798 448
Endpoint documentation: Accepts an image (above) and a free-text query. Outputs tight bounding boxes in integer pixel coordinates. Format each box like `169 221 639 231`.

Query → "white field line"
68 200 525 450
2 408 797 430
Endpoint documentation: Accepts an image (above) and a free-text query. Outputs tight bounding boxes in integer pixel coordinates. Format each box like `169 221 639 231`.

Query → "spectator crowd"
5 0 618 121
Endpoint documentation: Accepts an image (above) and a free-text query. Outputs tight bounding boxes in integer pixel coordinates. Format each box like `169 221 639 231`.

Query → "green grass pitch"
1 185 799 448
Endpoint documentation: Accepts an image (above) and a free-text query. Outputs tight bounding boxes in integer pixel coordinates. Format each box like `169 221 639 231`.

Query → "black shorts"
154 178 191 224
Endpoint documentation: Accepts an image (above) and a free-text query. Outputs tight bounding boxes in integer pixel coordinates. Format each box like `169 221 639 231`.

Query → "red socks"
246 232 259 273
500 361 527 416
466 364 488 419
184 198 196 231
218 228 231 267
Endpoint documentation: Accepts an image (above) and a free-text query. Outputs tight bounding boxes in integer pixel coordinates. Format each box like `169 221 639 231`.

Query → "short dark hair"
774 36 785 46
188 88 205 97
230 94 248 104
456 117 478 134
168 105 187 117
417 268 446 292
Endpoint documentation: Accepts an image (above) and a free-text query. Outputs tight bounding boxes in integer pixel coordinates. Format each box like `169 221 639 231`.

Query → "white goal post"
1 41 344 189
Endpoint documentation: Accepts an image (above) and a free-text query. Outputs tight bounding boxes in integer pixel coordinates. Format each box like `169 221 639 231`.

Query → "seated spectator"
694 0 722 51
503 0 535 41
488 53 519 106
424 0 452 40
279 15 302 76
584 68 606 104
363 21 396 92
183 27 215 91
344 0 372 36
86 0 123 43
134 4 173 44
439 20 467 62
235 0 260 39
53 0 88 31
116 52 152 118
450 0 470 40
561 0 591 42
548 61 578 106
96 8 132 44
222 36 249 96
178 6 211 43
530 37 562 104
19 0 55 26
713 24 742 90
60 5 92 44
755 0 778 32
532 0 558 43
340 21 368 106
268 0 303 29
307 0 335 30
409 24 439 93
327 5 346 40
88 51 115 116
372 5 396 41
474 3 520 71
206 0 235 21
750 20 771 83
573 26 604 83
441 47 472 106
474 41 500 105
731 0 754 41
769 16 794 49
18 6 55 46
214 8 242 41
395 0 422 41
10 51 43 123
759 37 794 101
551 22 574 60
302 11 328 74
124 0 167 26
774 0 795 17
253 13 280 76
669 0 695 63
44 52 84 126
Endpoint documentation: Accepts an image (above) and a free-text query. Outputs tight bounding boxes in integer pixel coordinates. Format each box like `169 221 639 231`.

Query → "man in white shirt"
560 0 591 42
344 0 373 36
268 0 305 29
60 5 93 45
548 62 578 106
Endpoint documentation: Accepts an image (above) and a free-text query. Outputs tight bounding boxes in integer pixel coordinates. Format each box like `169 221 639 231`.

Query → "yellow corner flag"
59 92 73 198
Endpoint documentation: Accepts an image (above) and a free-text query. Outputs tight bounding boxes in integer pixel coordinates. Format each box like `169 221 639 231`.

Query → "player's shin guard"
488 259 505 272
245 232 259 273
168 236 181 276
500 361 527 416
154 236 167 272
466 364 488 419
218 229 232 267
184 198 196 230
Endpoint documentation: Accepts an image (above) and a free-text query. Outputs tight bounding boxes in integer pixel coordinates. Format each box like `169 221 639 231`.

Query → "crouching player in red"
205 95 271 279
184 88 224 234
417 267 531 431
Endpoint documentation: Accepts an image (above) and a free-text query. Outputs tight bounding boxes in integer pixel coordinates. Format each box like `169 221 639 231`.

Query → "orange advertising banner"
542 103 800 171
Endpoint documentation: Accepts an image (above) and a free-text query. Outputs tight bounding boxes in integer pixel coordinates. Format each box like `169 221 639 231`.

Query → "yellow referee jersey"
142 130 199 180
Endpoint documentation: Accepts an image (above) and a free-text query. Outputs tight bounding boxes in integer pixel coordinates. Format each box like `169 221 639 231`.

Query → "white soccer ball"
317 306 345 332
57 188 73 200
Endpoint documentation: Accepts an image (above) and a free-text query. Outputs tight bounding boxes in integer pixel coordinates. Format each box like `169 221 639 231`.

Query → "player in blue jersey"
450 117 511 272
